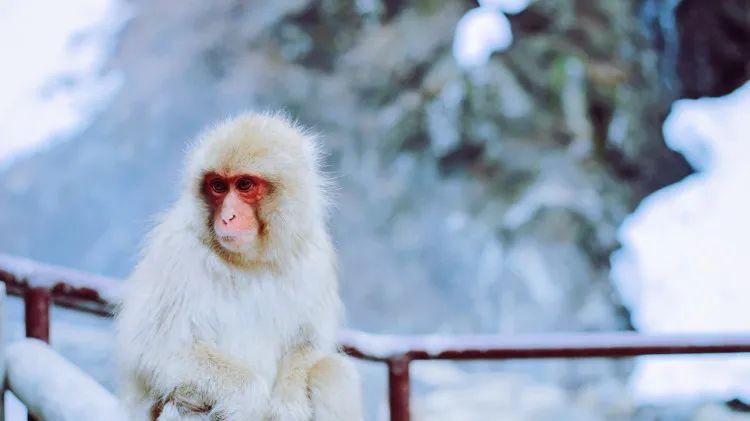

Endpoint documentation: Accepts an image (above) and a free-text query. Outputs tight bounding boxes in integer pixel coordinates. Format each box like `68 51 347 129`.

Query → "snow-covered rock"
612 81 750 402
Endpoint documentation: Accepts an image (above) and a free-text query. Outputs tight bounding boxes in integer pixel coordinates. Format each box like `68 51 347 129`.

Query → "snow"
5 392 28 421
453 0 534 68
453 8 513 69
0 0 127 167
1 296 118 421
611 81 750 402
5 338 126 421
412 365 572 421
0 253 123 303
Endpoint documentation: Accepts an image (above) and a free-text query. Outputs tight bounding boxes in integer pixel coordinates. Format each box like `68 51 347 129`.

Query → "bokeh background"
1 0 750 419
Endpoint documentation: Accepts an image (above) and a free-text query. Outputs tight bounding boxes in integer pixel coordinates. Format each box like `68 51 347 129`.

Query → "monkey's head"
184 113 329 271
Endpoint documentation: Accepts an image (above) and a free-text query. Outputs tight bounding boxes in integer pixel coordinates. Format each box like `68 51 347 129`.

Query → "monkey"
115 112 364 421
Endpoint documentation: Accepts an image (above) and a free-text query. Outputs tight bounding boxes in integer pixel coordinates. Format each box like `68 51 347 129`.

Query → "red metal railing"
3 253 750 421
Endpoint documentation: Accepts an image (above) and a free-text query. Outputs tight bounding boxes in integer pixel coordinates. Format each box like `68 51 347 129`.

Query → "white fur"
116 113 363 421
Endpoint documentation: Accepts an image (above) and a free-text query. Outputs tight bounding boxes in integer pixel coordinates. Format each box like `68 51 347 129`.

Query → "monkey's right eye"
209 179 228 193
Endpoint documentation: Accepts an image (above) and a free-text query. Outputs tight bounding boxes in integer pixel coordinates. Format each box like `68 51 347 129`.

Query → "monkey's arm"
308 354 364 421
267 253 363 421
266 343 318 421
155 342 271 420
267 346 363 421
118 292 270 419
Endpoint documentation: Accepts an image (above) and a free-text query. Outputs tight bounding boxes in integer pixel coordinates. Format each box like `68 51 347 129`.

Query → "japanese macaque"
116 113 363 421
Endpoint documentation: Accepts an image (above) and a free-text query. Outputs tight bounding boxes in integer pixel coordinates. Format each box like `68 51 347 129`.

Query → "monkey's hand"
191 343 271 420
308 354 364 421
266 348 315 421
157 400 211 421
150 384 213 420
209 380 270 421
170 384 213 415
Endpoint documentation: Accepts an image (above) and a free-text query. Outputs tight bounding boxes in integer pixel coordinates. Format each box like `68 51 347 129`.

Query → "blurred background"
1 0 749 419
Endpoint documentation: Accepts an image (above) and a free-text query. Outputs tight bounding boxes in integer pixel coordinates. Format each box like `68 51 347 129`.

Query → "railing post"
23 287 50 421
24 288 51 343
387 357 410 421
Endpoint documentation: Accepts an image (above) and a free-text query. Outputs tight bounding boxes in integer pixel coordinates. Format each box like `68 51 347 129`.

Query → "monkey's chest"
194 287 305 376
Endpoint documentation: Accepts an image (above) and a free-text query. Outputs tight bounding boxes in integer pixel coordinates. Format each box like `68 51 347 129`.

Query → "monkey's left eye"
236 177 255 192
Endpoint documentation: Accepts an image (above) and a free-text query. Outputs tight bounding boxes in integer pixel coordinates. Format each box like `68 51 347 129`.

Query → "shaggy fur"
116 113 363 420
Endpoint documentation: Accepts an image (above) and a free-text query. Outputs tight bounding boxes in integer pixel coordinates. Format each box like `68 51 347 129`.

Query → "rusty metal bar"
339 330 750 362
23 287 50 421
24 287 51 343
0 255 117 318
400 334 750 360
387 357 411 421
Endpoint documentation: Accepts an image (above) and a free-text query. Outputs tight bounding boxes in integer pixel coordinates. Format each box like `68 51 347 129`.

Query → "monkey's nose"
222 214 237 225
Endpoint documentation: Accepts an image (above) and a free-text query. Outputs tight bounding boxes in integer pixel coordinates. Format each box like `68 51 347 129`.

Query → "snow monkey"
116 113 363 421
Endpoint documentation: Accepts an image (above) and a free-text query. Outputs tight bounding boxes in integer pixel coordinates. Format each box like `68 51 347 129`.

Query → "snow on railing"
3 254 750 421
0 254 119 317
6 339 126 421
339 329 750 361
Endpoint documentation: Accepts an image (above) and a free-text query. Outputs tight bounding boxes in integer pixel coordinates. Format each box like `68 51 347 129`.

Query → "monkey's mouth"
215 231 255 252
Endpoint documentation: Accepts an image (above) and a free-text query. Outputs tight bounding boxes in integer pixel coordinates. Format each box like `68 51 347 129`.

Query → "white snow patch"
453 7 513 69
612 81 750 402
5 391 28 421
6 339 125 421
411 364 609 421
453 1 533 68
0 0 127 166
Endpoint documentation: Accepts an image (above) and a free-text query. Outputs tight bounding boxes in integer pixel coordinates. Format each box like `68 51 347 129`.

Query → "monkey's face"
202 172 270 255
186 113 327 271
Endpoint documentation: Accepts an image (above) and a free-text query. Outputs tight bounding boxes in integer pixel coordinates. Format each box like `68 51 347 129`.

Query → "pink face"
202 172 270 252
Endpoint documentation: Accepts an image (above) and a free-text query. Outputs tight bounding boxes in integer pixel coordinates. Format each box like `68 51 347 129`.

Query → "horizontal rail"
340 330 750 361
3 253 750 421
0 254 118 316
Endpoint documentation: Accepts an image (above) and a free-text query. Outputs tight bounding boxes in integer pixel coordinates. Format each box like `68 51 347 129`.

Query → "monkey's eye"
209 178 229 193
236 177 255 192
